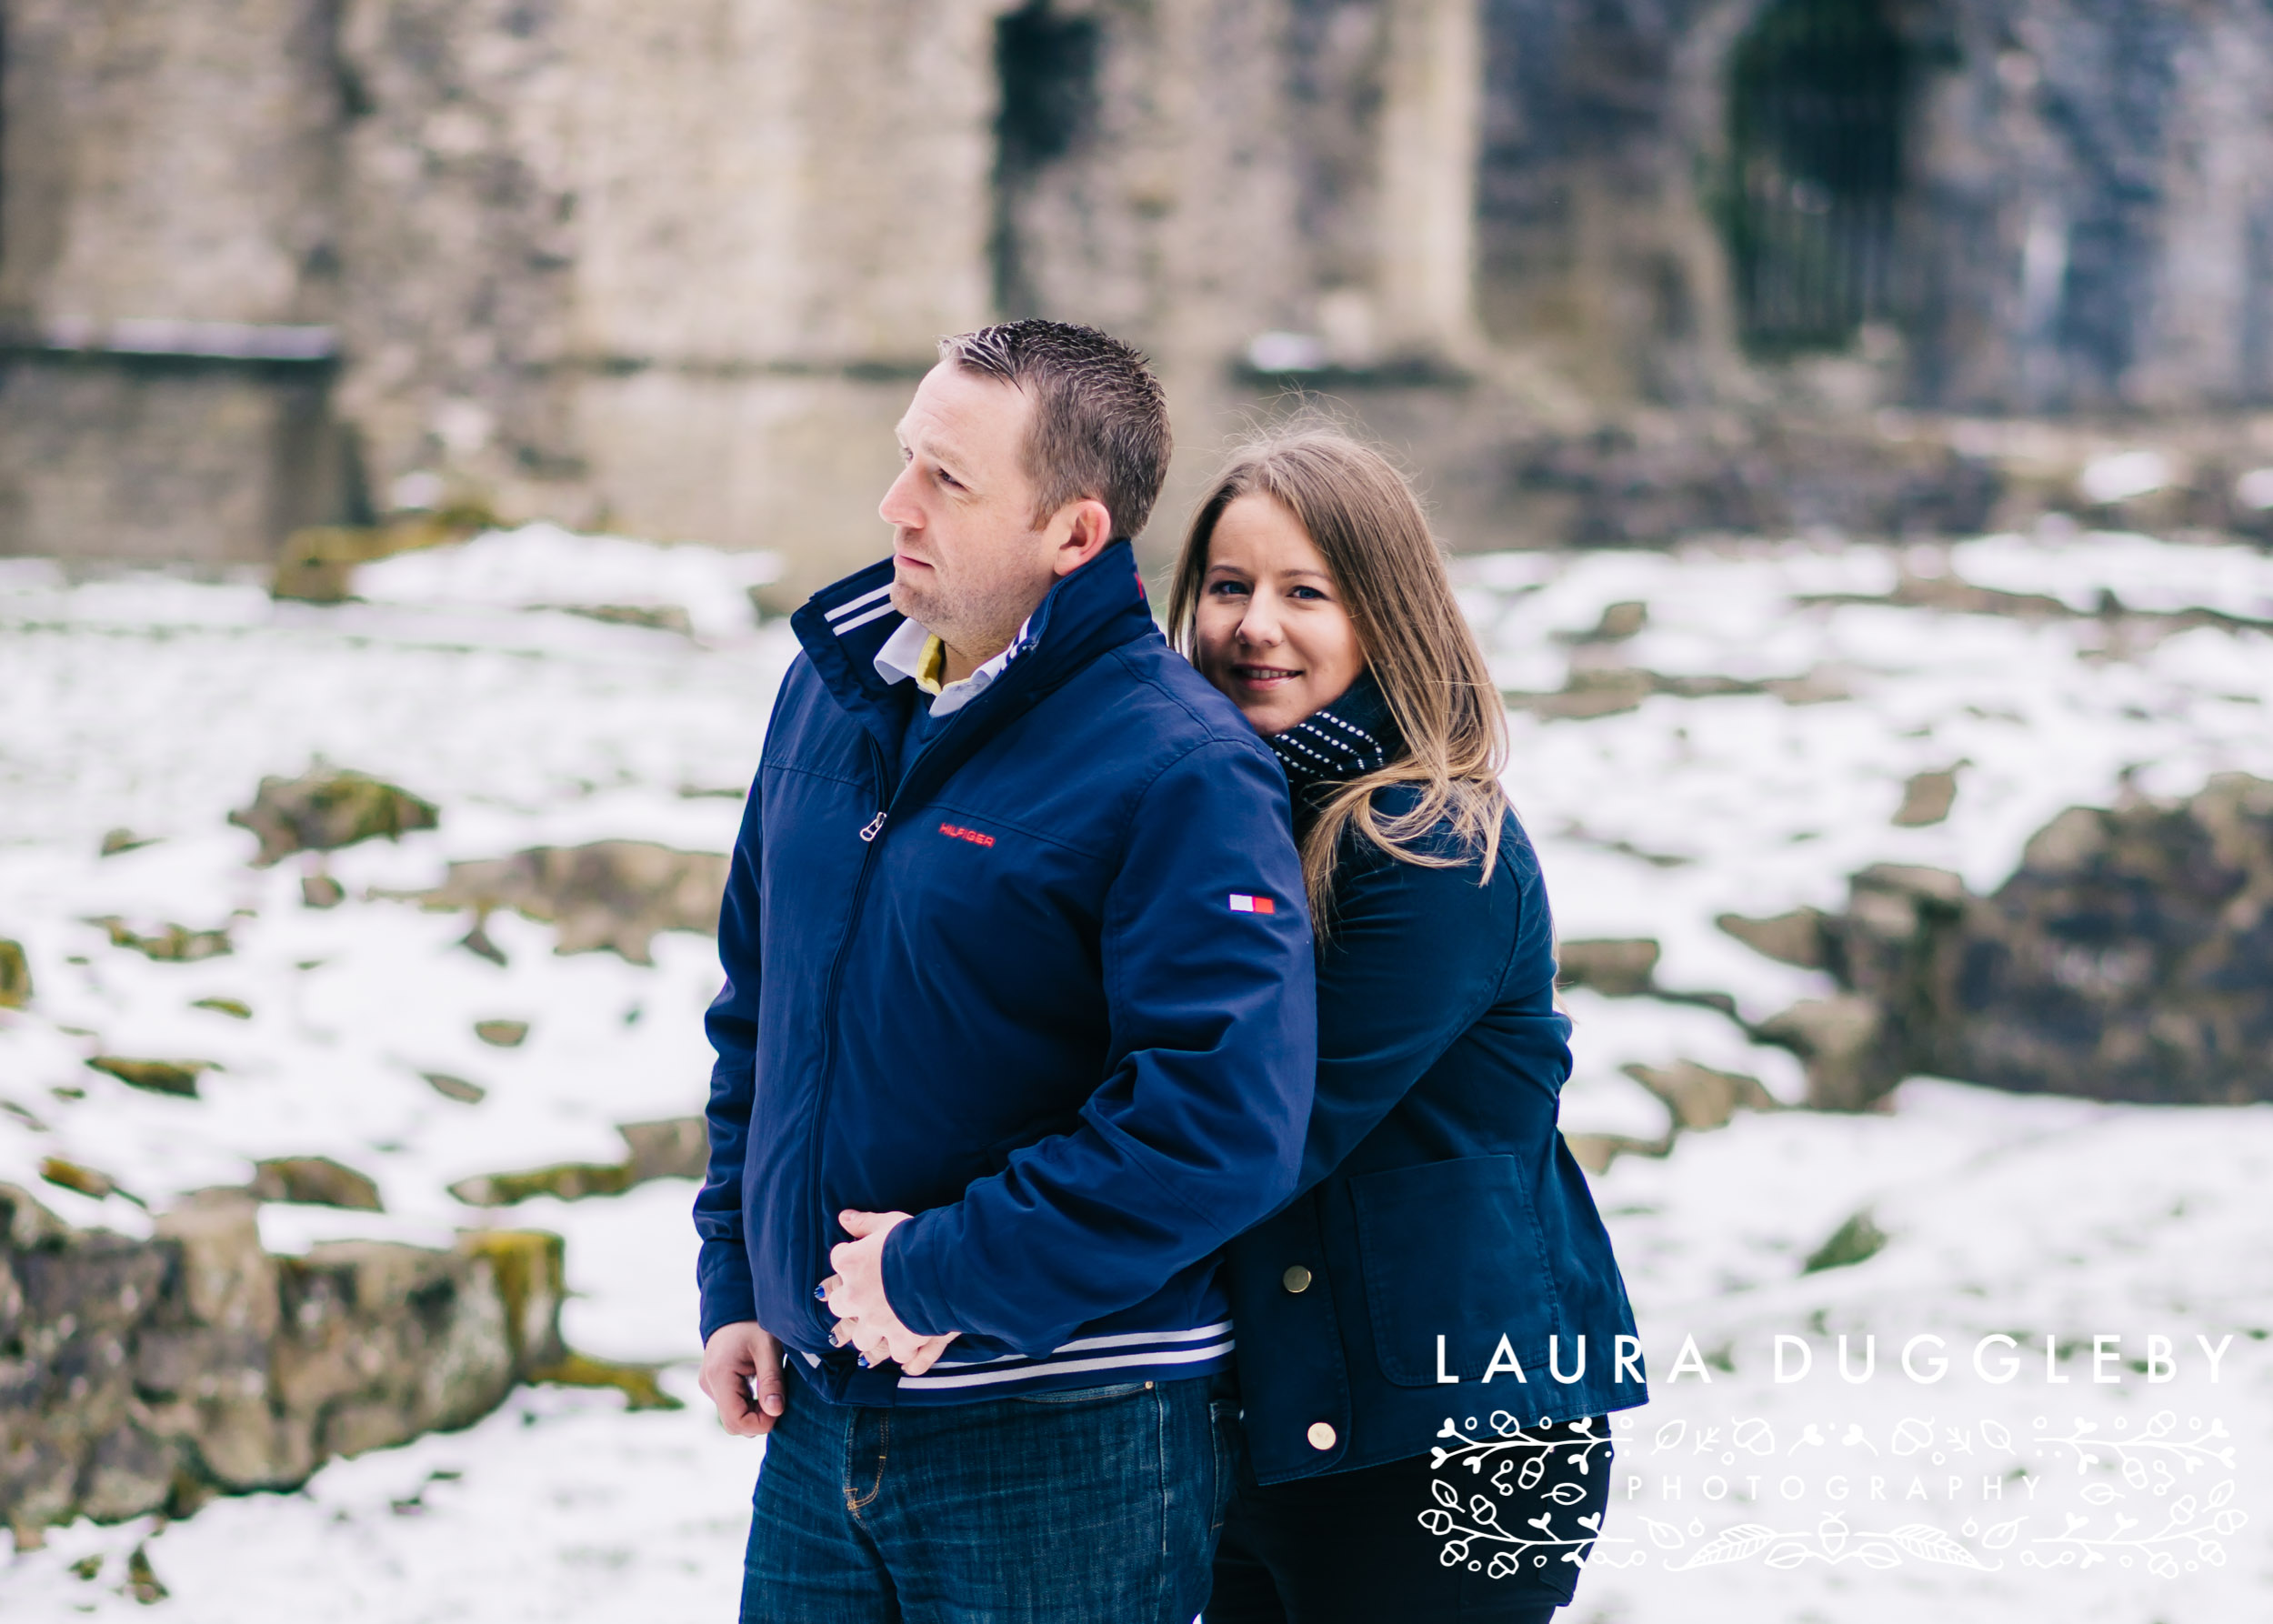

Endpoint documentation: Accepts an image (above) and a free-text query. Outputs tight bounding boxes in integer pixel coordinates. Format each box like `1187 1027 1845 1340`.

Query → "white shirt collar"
873 615 1034 718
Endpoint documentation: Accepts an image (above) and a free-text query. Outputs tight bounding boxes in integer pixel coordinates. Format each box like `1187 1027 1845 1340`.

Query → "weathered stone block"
249 1157 384 1212
1754 995 1896 1112
85 1057 217 1098
133 1327 269 1405
155 1191 278 1339
78 1425 178 1522
620 1117 708 1183
450 1117 708 1207
1621 1060 1778 1133
88 916 235 962
0 1434 80 1549
456 1230 567 1373
1715 907 1833 970
180 1398 317 1493
230 768 440 867
1737 777 2273 1106
1555 937 1662 997
0 1183 571 1540
406 841 729 964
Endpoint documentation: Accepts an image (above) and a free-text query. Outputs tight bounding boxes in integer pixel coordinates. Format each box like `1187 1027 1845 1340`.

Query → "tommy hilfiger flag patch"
1228 893 1276 915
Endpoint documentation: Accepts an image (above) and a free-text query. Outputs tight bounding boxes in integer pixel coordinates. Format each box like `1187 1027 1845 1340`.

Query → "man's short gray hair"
937 320 1172 539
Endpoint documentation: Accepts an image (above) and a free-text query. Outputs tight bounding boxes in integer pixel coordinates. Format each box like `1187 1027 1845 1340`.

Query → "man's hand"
699 1321 786 1436
823 1209 959 1376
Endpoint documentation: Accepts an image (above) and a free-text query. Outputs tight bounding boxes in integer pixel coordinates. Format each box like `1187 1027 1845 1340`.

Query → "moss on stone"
89 917 233 962
0 939 29 1007
456 1229 566 1371
87 1057 215 1098
449 1162 633 1206
230 768 440 867
272 510 494 604
125 1542 168 1603
1801 1208 1887 1274
421 1071 486 1104
250 1157 384 1211
40 1157 135 1204
527 1351 684 1412
447 1118 706 1208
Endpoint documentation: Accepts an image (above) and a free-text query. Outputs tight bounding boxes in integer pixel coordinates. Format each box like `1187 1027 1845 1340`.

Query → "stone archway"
1720 0 1911 354
991 0 1103 319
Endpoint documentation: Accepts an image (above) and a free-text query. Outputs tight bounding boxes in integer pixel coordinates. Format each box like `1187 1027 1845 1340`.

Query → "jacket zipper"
804 738 891 1338
798 661 1039 1346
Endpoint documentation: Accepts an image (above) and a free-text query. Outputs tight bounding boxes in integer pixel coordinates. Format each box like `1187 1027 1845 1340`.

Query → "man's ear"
1050 498 1116 576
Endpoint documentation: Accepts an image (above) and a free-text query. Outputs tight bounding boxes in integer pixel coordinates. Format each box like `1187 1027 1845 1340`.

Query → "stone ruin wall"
0 1180 569 1549
0 0 1013 586
1468 0 2273 416
5 1 2273 578
0 773 716 1549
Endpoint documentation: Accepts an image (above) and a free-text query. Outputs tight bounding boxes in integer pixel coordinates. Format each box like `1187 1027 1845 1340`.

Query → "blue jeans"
742 1367 1231 1623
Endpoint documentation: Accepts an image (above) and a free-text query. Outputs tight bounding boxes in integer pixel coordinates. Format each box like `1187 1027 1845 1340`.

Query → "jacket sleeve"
692 774 765 1343
1284 815 1562 1201
880 737 1317 1352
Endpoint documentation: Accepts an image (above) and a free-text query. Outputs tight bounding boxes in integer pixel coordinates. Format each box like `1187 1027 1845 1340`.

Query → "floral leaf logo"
1888 1524 1993 1569
1667 1524 1777 1569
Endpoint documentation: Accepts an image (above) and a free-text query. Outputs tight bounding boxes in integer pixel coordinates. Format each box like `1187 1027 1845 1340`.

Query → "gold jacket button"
1281 1265 1313 1294
1307 1421 1337 1450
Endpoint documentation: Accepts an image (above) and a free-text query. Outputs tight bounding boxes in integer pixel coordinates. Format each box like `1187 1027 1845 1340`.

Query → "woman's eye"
1289 585 1327 600
1207 579 1248 596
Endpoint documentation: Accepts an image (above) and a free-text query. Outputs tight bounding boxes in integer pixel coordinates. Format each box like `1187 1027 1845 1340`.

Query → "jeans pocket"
1006 1379 1151 1405
1207 1400 1237 1533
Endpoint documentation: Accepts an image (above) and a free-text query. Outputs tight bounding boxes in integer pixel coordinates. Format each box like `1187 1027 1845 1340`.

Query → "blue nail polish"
856 1355 870 1368
814 1284 827 1301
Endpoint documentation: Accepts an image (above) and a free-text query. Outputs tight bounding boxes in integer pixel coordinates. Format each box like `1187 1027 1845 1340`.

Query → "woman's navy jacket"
694 542 1317 1404
1227 686 1647 1483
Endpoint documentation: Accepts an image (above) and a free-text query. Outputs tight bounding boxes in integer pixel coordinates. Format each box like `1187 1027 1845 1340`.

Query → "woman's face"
1192 492 1366 737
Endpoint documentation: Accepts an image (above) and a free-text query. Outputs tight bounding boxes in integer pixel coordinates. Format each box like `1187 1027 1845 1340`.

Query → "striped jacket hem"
800 1321 1234 1402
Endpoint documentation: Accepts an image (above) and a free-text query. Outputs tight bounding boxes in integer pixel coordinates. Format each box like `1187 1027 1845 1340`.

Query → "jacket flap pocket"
1350 1155 1563 1388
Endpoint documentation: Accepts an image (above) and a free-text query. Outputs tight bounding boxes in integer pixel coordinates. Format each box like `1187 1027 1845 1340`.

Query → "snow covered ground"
2 524 2268 1619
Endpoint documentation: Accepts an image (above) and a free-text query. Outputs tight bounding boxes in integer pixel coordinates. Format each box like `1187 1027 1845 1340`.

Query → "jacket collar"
1266 669 1399 806
791 538 1159 769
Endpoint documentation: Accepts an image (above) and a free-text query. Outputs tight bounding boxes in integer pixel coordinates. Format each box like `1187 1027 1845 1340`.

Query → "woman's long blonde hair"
1166 426 1508 929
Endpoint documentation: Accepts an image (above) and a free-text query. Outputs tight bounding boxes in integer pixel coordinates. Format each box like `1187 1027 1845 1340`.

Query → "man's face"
879 364 1058 659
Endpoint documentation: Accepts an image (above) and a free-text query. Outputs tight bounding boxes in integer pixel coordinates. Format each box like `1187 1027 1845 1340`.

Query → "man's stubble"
889 531 1054 667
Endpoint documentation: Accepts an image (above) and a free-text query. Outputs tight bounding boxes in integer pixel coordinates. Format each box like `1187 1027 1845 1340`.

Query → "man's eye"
936 469 963 489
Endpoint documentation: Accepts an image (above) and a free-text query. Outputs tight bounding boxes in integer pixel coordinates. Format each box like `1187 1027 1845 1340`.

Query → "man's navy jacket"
695 541 1317 1404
